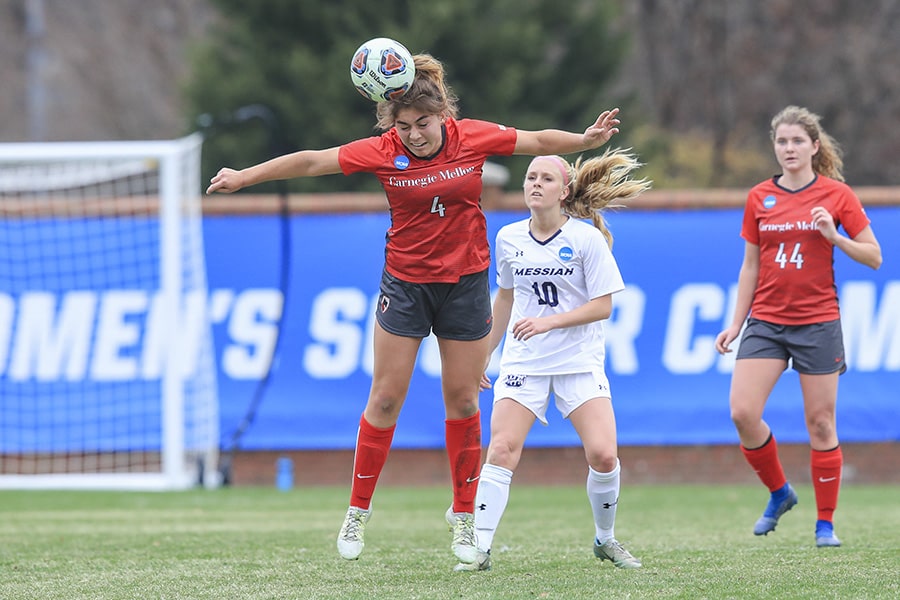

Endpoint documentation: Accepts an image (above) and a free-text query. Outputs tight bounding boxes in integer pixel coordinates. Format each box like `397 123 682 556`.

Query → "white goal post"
0 134 220 490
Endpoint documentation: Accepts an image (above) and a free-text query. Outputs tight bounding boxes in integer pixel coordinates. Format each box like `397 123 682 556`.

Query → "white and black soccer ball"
350 37 415 102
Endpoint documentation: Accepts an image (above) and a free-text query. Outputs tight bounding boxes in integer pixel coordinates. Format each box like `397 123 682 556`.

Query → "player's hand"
206 168 245 194
583 108 620 149
479 372 492 391
811 206 838 242
511 316 552 341
714 325 740 355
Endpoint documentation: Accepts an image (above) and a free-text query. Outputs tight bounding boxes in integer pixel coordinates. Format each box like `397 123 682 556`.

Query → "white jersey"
494 216 624 375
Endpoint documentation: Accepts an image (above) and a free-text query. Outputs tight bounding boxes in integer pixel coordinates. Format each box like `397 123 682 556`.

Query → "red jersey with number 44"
338 118 517 283
741 175 871 325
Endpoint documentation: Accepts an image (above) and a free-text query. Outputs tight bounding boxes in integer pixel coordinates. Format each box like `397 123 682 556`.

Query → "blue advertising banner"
3 207 897 451
204 207 900 450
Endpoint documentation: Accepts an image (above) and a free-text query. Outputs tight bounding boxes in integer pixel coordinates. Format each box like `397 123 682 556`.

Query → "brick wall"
227 442 898 488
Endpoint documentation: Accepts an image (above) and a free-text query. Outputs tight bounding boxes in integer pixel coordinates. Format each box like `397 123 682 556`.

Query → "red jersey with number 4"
338 118 517 283
741 175 871 325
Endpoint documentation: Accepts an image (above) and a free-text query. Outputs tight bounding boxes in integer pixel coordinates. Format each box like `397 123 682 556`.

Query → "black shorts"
736 317 846 375
375 268 493 341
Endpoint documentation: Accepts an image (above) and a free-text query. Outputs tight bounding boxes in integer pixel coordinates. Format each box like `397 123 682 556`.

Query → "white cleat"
454 549 491 572
593 538 642 568
337 506 371 560
445 506 478 563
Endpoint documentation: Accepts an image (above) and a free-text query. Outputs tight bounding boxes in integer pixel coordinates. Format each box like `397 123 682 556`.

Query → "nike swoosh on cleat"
818 476 838 483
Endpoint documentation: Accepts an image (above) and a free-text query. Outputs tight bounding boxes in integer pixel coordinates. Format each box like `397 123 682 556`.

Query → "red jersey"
338 118 517 283
741 175 871 325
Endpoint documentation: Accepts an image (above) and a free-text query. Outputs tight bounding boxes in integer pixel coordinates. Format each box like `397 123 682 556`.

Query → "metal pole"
25 0 48 141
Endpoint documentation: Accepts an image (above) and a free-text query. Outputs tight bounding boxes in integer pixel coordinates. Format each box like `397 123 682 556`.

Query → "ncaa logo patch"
394 155 410 170
503 374 526 388
559 246 573 261
763 195 777 209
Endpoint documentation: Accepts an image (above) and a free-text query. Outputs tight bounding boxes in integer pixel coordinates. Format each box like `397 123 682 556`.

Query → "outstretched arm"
513 108 620 156
206 147 342 194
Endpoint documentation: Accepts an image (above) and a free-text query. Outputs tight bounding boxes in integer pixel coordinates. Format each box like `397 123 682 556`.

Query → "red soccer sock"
741 433 788 492
811 446 842 522
348 414 395 510
445 412 482 513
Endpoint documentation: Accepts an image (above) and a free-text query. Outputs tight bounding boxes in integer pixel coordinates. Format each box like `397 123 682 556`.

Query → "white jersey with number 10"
494 217 625 375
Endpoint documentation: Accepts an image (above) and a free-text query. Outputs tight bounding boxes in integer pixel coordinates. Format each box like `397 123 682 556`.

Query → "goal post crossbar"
0 134 203 161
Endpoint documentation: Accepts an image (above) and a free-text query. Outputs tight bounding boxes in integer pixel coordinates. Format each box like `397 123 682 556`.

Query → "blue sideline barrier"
2 207 897 451
205 207 899 449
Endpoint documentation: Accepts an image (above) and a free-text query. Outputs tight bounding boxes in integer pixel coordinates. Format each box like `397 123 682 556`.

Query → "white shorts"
492 369 611 425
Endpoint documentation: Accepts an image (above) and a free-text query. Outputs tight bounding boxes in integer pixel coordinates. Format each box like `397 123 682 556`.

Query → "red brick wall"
227 443 899 488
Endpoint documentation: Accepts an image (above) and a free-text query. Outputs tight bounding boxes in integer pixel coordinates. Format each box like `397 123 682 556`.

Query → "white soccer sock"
472 463 513 552
587 459 621 543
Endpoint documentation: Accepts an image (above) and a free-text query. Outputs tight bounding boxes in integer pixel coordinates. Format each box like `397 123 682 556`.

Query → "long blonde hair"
770 105 844 182
557 149 652 248
375 54 459 130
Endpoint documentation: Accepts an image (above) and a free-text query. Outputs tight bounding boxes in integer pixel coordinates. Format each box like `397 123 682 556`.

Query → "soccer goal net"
0 134 220 490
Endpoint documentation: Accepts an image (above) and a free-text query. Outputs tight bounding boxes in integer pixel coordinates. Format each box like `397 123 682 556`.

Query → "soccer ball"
350 37 416 102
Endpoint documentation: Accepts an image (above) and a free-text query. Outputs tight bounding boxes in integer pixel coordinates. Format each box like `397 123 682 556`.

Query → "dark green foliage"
186 0 628 193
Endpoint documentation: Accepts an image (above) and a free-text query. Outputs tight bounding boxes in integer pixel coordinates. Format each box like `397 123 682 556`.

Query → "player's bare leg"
731 358 798 535
338 324 421 560
439 335 490 563
571 398 641 568
800 371 842 547
455 398 534 571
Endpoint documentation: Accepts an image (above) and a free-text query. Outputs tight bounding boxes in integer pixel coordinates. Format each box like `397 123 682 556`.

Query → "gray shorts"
374 268 492 341
736 317 846 375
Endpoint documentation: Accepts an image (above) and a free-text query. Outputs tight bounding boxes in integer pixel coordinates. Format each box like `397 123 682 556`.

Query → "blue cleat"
815 520 841 547
753 483 798 536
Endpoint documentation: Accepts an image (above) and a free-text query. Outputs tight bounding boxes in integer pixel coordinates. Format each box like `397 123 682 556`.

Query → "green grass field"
1 484 897 600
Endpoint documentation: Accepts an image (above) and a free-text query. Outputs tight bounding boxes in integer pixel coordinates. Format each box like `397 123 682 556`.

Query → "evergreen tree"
187 0 628 193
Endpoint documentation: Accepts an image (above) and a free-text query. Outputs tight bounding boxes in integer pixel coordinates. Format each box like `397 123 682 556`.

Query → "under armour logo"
478 503 487 511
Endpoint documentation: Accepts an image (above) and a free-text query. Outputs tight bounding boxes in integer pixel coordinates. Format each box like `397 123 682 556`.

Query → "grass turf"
1 484 897 599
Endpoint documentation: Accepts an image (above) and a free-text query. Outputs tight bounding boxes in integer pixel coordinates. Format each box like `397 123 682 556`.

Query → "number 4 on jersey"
430 196 445 217
775 242 804 269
